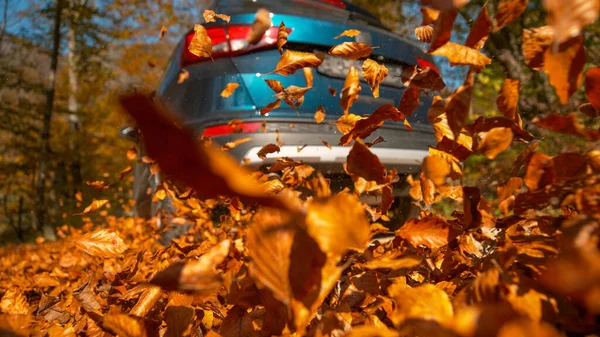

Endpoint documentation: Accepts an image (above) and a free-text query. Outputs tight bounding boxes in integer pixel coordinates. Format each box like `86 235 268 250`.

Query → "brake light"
318 0 346 8
201 122 261 137
182 25 283 67
417 57 440 74
293 0 346 8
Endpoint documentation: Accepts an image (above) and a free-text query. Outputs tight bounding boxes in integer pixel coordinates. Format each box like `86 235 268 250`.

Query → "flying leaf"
129 285 162 317
401 65 446 91
543 0 599 46
585 67 600 110
314 105 326 124
477 127 514 159
523 152 555 191
277 21 288 54
126 146 137 160
75 229 127 258
362 59 388 98
335 114 364 134
415 26 434 43
275 85 311 109
429 8 458 52
420 7 440 25
177 69 189 84
497 78 522 127
76 199 109 215
119 94 284 208
329 42 373 60
340 104 405 146
445 72 474 139
398 87 421 117
220 83 240 98
261 99 281 115
346 140 388 184
257 144 280 159
328 86 337 96
396 216 454 249
321 139 332 149
159 25 167 40
334 29 361 39
363 255 422 270
522 26 554 70
119 166 132 180
543 35 586 104
151 240 230 293
264 79 284 93
86 181 110 192
430 42 492 70
495 0 528 31
247 8 271 45
389 283 453 326
465 6 491 50
422 155 451 186
303 67 313 87
340 66 361 114
534 113 600 140
188 24 213 61
222 137 253 151
203 9 231 23
103 314 146 337
273 50 325 76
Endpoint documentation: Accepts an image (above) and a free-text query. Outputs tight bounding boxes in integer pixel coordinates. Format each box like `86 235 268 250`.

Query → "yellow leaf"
430 42 492 70
75 229 128 258
389 283 453 326
362 255 422 270
362 59 388 98
203 9 230 23
103 314 146 337
340 66 361 114
314 105 326 124
0 287 29 315
329 42 373 60
334 29 361 39
277 21 288 54
76 199 109 215
477 127 514 159
188 24 213 60
335 114 363 134
247 8 271 45
303 67 313 87
220 83 240 98
273 50 325 76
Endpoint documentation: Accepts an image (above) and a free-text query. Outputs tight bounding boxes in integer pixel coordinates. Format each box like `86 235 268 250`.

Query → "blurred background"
0 0 598 243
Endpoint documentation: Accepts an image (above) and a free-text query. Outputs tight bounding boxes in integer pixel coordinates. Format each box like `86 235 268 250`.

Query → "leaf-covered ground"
2 2 600 337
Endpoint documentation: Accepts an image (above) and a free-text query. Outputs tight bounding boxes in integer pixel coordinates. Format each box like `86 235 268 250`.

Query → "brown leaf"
362 59 388 98
329 42 373 60
401 65 446 91
329 86 337 96
119 94 284 208
151 240 230 293
303 67 313 87
277 21 288 54
203 9 231 23
421 7 440 25
429 9 458 52
103 314 146 337
346 140 388 184
585 67 600 110
126 146 137 160
497 319 563 337
247 8 271 45
86 181 110 192
477 127 514 159
76 199 109 215
334 29 361 39
398 87 421 117
465 6 491 50
260 100 281 115
177 69 189 84
159 25 167 40
75 229 127 258
422 155 451 186
497 78 522 127
119 165 132 180
396 216 453 249
335 114 364 134
221 137 253 151
430 42 492 70
73 276 102 313
534 113 600 140
321 139 332 149
314 105 326 124
543 35 586 104
415 26 434 43
220 306 261 337
264 79 284 93
188 25 212 60
497 177 523 203
340 66 361 114
543 0 599 46
257 144 280 159
273 50 325 76
340 104 405 146
522 26 554 70
495 0 528 31
220 83 239 98
445 72 474 139
381 185 394 216
523 152 555 191
129 285 162 317
389 283 453 326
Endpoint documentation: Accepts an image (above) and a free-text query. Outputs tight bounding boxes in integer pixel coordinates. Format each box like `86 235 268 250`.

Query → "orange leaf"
429 9 458 52
522 26 554 70
264 79 284 93
445 72 474 139
381 185 394 216
334 29 361 39
75 229 128 258
203 9 231 23
497 78 522 127
314 105 326 124
362 59 388 98
494 0 528 31
346 140 388 184
398 87 421 117
119 165 132 180
396 216 454 249
103 314 146 337
277 21 289 54
260 99 281 115
76 199 109 215
328 86 337 96
497 177 523 203
177 69 189 84
86 181 110 192
543 0 599 46
0 287 29 315
159 25 167 40
303 67 313 87
247 8 271 45
220 83 240 98
340 66 361 114
257 144 280 159
543 35 586 104
340 104 404 146
415 26 434 43
273 50 325 76
585 67 600 110
477 127 514 160
188 25 213 61
422 155 451 186
420 7 440 25
524 152 555 191
321 138 332 149
465 6 491 50
534 112 600 140
126 146 137 160
335 114 364 134
401 65 446 91
329 42 373 60
430 42 492 70
389 283 453 326
221 137 253 151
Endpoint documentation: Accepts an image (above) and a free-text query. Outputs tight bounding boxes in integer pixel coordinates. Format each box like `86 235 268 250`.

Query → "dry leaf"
329 42 373 60
346 140 388 184
415 26 434 43
429 9 458 52
189 24 213 60
247 8 271 45
277 21 288 54
421 7 441 25
203 9 231 23
302 67 314 88
543 35 586 104
534 113 600 140
497 78 522 127
0 288 29 315
75 229 127 258
76 200 109 215
314 105 326 124
257 144 280 159
264 79 284 93
86 181 110 192
543 0 599 46
177 69 189 84
159 25 167 40
389 283 453 326
261 100 281 115
422 155 451 186
445 72 474 139
220 83 240 98
126 146 137 160
585 67 600 110
495 0 528 31
477 127 514 159
119 166 132 180
335 29 361 39
340 66 361 114
396 216 453 249
340 104 404 146
222 138 253 151
321 139 332 149
329 86 337 96
522 26 554 70
401 65 446 91
398 87 421 117
430 42 492 70
273 50 325 76
465 6 491 50
362 59 388 98
335 114 364 134
103 314 146 337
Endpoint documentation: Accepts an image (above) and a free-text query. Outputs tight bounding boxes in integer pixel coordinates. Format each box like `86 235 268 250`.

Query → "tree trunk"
67 19 82 217
0 0 8 56
35 0 63 241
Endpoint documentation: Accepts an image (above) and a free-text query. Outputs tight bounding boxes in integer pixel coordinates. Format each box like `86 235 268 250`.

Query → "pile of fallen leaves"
2 1 600 336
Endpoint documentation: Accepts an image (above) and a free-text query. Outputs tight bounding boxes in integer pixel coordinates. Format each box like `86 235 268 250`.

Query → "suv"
129 0 436 224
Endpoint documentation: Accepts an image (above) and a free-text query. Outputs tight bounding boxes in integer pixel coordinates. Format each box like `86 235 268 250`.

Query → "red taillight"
294 0 346 8
417 57 440 74
182 25 283 67
318 0 346 8
201 122 261 137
